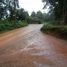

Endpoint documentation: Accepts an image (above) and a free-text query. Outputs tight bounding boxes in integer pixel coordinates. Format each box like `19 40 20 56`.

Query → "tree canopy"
42 0 67 24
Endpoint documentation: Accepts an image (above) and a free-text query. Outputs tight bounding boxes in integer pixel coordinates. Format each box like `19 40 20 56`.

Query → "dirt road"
0 24 67 67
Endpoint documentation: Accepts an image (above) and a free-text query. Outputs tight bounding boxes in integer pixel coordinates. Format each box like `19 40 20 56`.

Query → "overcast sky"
19 0 49 15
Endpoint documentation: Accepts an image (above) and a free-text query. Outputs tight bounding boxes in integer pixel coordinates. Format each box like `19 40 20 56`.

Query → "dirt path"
0 24 67 67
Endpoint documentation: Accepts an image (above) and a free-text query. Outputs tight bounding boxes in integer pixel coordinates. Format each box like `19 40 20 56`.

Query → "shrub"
41 23 67 39
0 20 28 33
16 20 28 28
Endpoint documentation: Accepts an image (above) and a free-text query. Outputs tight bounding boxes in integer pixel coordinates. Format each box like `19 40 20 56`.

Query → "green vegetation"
0 0 29 33
29 11 43 24
0 20 28 33
41 0 67 39
29 11 54 24
41 22 67 39
42 0 67 25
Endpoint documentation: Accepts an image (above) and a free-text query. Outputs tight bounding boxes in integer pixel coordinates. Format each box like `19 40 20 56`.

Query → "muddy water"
0 24 67 67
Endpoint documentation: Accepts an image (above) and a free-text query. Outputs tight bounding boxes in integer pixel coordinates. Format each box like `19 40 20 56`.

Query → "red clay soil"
0 24 67 67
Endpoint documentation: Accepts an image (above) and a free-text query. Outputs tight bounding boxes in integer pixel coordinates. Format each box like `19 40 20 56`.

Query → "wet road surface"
0 24 67 67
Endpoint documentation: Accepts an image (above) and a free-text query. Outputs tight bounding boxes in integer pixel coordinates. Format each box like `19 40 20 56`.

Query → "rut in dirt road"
0 24 67 67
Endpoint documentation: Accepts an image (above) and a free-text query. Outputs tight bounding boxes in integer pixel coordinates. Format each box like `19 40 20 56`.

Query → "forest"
0 0 67 39
0 0 29 32
41 0 67 39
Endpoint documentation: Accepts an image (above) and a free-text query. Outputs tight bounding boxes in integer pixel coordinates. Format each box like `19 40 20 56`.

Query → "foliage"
42 0 67 39
30 11 55 24
42 0 67 24
36 11 43 19
42 13 55 21
41 23 67 39
16 8 29 20
0 0 19 19
31 11 36 17
0 0 29 33
30 11 44 23
0 20 28 32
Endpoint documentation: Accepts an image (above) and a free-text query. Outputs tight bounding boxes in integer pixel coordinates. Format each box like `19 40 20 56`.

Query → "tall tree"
16 8 29 20
42 0 67 24
31 11 36 17
0 0 19 20
0 0 7 19
8 0 19 20
36 11 43 21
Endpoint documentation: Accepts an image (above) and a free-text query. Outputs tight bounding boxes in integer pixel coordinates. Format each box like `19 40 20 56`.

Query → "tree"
0 0 19 20
16 8 29 20
30 11 43 24
36 11 43 21
0 0 8 19
31 11 36 17
8 0 19 20
42 0 67 24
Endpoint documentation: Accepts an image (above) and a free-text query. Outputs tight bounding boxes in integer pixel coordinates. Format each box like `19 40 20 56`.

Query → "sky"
19 0 49 15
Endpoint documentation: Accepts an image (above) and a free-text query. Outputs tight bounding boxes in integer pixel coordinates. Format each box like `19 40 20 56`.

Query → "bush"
16 20 28 28
0 20 28 33
41 23 67 39
43 21 60 25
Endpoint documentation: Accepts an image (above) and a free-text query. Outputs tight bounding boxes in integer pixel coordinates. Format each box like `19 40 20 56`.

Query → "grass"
0 20 28 33
41 22 67 40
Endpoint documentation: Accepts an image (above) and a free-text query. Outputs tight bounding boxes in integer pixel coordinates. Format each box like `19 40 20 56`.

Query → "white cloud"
19 0 49 15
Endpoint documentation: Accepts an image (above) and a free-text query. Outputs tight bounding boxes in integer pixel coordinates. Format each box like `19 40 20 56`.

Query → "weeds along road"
0 24 67 67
